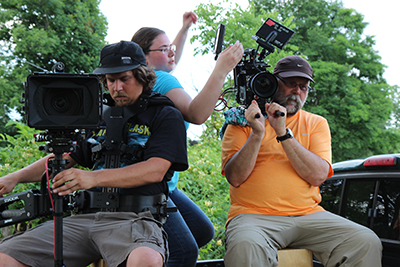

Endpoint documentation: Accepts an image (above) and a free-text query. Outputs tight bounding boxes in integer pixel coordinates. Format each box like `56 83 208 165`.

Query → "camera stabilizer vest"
97 90 175 169
81 91 175 222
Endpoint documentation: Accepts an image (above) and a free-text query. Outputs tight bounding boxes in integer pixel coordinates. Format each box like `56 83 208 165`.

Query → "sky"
99 0 398 139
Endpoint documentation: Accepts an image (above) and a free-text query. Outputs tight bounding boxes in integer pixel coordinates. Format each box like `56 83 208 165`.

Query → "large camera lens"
53 96 69 112
250 72 278 99
26 74 102 130
43 88 83 116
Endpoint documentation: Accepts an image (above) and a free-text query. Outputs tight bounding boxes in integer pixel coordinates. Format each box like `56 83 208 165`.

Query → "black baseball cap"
273 56 314 83
93 41 147 75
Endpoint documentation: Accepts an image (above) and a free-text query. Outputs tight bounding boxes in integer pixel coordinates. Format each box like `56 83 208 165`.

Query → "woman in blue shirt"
132 12 243 267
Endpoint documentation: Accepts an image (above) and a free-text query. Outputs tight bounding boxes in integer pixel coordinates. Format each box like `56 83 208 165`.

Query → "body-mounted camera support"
1 86 177 266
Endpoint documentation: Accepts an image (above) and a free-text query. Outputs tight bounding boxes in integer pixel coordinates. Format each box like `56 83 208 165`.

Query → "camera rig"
215 18 294 115
0 69 175 266
0 67 104 267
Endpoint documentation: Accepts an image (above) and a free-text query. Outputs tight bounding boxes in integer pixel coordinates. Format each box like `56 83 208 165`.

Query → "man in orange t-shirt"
221 56 382 267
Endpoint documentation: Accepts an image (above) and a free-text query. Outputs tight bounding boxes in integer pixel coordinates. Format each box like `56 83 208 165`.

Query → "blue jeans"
164 188 215 267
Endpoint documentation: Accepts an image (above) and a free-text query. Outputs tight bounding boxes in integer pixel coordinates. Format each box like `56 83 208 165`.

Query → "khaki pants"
224 211 382 267
0 212 167 267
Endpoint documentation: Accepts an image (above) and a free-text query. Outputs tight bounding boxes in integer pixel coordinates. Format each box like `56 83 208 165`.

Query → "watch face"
287 128 293 138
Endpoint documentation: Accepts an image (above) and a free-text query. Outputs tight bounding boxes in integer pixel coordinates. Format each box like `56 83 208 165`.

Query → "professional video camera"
24 62 102 130
215 18 294 115
0 63 103 267
1 64 103 221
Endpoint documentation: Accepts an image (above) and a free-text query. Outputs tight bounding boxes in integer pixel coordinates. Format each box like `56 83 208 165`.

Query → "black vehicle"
320 154 400 267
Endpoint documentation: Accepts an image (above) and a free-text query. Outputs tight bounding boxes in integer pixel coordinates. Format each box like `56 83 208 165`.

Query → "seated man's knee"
225 238 277 267
126 247 164 267
228 237 267 254
0 252 28 267
357 228 382 251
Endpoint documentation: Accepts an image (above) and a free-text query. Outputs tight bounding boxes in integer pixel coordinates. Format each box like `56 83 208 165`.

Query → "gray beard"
272 92 305 116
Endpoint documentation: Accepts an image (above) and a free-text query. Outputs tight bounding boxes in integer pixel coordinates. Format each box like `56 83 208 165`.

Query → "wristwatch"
276 128 294 143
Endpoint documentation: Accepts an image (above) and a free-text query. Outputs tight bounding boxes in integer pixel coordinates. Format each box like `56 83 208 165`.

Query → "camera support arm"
0 190 44 228
98 92 152 168
0 173 52 228
99 105 137 211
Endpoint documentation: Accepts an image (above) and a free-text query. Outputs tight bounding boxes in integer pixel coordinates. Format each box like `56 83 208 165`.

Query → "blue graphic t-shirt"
88 121 151 170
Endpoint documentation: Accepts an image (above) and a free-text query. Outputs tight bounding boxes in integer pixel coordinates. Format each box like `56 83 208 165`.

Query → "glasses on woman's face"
276 75 311 92
149 44 176 54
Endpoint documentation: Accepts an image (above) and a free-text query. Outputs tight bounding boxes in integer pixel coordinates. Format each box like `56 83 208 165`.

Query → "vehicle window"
342 180 376 228
320 179 343 214
374 179 400 241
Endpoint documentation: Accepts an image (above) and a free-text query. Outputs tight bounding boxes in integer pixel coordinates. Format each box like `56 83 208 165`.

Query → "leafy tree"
193 0 400 162
0 0 108 135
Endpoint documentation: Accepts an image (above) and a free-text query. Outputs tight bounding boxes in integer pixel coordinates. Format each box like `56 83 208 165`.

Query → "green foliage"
0 0 108 134
192 0 297 67
0 122 46 176
0 122 47 238
200 111 225 141
179 137 230 260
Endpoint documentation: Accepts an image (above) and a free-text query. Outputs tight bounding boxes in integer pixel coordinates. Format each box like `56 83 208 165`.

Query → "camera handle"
251 31 277 61
0 181 50 228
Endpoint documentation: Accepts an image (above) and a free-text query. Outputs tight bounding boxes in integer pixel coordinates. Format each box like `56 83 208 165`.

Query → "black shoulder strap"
147 91 175 108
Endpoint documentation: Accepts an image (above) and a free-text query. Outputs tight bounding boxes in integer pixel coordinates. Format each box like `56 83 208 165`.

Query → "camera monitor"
25 73 102 130
255 18 294 50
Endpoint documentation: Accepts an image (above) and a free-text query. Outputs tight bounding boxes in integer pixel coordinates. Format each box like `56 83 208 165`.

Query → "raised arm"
172 11 197 64
165 41 243 124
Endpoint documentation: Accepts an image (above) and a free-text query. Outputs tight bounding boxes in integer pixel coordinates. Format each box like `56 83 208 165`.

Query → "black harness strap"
90 91 175 214
100 91 174 168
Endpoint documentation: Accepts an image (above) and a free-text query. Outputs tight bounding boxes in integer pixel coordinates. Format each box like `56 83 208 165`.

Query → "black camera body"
234 48 279 114
24 71 103 130
215 18 294 114
3 66 103 266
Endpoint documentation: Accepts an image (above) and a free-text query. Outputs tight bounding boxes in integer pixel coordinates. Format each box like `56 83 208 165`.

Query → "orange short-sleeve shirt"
221 110 333 224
